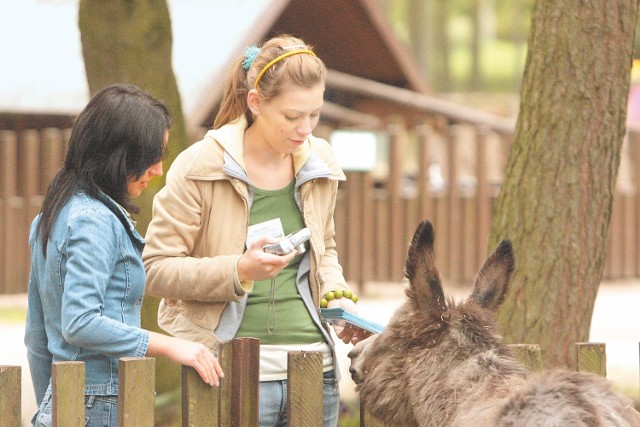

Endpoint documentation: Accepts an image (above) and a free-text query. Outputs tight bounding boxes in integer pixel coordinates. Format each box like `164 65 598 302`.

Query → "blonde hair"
213 35 326 129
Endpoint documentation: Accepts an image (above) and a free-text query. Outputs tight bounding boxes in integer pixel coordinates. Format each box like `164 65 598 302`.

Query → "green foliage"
449 38 527 92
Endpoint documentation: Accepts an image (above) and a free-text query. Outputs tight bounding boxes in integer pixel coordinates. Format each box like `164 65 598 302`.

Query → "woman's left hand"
327 297 373 345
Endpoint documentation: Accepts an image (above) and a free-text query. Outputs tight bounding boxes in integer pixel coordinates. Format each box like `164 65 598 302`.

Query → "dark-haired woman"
24 84 223 427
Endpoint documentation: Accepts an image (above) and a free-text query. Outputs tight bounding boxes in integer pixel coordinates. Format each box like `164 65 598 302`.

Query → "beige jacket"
143 117 348 349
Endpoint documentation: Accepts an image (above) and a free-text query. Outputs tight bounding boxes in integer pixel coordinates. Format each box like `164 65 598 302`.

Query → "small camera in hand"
263 228 311 255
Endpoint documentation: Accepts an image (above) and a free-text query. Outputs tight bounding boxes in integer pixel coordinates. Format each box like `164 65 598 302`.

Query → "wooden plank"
507 344 543 372
287 351 323 427
359 172 375 289
231 338 259 427
575 342 606 377
0 131 17 199
325 69 515 133
373 190 389 282
219 341 234 426
41 128 66 192
475 125 490 268
182 363 219 427
0 365 21 427
446 125 461 282
118 357 155 427
52 361 85 427
4 197 26 294
346 172 362 284
387 121 407 282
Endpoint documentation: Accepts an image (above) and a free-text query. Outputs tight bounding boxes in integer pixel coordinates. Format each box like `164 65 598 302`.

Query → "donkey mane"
348 220 640 427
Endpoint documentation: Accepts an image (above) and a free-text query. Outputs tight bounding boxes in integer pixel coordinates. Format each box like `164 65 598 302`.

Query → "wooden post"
507 344 543 371
231 338 259 427
118 357 155 427
218 341 234 426
182 363 220 426
575 342 606 377
52 361 85 427
0 365 21 427
346 172 362 285
475 125 490 268
0 131 17 294
287 351 323 426
446 124 461 282
41 128 66 191
387 119 407 282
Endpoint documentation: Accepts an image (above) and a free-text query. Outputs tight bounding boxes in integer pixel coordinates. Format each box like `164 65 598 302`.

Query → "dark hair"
214 34 326 129
36 83 172 255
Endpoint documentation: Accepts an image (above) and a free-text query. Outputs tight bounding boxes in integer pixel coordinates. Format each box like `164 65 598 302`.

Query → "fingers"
191 346 224 387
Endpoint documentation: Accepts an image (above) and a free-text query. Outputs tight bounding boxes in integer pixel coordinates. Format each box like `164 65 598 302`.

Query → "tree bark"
78 0 187 398
489 0 639 368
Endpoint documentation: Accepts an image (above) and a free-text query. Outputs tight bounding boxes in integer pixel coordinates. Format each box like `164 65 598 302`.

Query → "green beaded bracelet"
319 289 358 308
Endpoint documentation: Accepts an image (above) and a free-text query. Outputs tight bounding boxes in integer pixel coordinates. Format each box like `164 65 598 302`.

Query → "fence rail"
0 340 614 427
1 122 639 293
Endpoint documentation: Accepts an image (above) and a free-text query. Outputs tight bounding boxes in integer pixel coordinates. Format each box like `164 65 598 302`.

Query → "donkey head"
348 220 515 426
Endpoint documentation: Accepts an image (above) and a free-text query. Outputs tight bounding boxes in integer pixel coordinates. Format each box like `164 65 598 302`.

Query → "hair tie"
242 45 261 71
253 49 317 90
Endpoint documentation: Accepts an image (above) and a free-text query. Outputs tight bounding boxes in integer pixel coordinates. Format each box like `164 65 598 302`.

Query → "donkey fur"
348 220 640 427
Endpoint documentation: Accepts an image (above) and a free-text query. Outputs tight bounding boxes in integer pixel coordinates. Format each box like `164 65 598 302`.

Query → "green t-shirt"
236 180 324 345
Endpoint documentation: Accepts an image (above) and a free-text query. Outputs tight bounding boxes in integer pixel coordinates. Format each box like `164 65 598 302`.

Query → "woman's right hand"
147 332 224 386
237 236 297 282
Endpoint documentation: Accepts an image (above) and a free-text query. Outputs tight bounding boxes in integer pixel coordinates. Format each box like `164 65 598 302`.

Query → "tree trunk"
78 0 187 399
489 0 639 368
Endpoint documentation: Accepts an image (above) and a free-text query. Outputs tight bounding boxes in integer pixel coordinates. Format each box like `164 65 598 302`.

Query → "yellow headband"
253 49 317 90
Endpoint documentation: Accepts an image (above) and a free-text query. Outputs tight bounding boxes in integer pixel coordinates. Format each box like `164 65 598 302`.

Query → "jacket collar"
188 116 346 183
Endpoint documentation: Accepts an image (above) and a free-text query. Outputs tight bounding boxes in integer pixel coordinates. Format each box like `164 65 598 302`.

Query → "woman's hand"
237 236 297 282
327 297 373 345
147 332 224 386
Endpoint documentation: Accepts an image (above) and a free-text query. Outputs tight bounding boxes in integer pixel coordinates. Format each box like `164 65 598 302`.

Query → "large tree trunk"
489 0 639 368
78 0 187 399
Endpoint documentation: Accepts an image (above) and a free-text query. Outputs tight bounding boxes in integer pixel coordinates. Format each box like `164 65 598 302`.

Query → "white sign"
330 130 377 172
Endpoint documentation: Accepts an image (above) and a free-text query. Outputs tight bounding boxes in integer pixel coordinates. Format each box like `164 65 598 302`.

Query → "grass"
0 306 27 324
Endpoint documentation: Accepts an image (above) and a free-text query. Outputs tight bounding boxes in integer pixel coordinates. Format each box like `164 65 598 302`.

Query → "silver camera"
263 228 311 255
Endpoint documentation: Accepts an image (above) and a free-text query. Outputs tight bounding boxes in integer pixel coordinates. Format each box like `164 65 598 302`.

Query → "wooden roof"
188 0 429 128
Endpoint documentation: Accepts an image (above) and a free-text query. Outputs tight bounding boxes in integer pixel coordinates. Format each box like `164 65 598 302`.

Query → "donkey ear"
404 221 446 315
469 240 515 312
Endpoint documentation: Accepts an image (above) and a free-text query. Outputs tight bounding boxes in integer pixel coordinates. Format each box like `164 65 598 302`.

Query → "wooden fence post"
118 357 155 427
287 351 323 427
182 360 220 426
52 361 85 427
575 342 606 376
231 338 259 427
507 343 543 371
0 365 21 427
218 341 234 426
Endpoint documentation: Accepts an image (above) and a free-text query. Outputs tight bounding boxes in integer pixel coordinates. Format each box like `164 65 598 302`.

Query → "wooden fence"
0 340 612 427
1 122 640 293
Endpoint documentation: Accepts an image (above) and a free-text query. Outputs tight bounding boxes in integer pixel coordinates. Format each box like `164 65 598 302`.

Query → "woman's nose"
150 161 164 177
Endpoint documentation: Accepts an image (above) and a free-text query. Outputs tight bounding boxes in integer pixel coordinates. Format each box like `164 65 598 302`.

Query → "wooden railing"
1 121 639 293
0 340 613 427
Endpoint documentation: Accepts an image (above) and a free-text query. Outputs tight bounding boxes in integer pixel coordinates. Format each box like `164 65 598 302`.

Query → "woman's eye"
285 116 298 121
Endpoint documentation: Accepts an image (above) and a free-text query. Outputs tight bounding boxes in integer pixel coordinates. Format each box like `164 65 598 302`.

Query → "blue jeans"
33 393 119 427
259 369 340 427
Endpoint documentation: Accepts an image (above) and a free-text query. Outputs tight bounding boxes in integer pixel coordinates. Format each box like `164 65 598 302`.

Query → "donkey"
348 220 640 426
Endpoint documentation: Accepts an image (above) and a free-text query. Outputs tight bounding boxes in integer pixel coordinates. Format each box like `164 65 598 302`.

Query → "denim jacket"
24 188 150 405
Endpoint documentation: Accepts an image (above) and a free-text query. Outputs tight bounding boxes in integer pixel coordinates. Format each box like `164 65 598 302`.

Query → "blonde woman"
143 35 368 426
